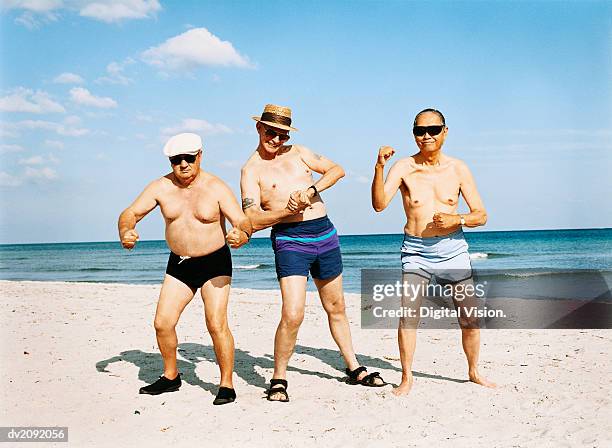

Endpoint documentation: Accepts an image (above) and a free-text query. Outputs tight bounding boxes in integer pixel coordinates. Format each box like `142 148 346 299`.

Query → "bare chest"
158 187 220 223
258 155 313 202
403 166 461 207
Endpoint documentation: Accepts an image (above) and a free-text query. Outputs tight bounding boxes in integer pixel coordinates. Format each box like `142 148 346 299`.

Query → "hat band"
260 112 292 127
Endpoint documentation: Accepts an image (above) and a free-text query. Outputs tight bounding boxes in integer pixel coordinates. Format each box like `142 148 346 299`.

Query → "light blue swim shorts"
400 228 472 283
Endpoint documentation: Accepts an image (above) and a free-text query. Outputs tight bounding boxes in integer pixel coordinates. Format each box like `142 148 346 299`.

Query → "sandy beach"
1 280 610 447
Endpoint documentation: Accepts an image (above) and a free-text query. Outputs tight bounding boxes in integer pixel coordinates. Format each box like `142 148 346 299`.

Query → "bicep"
128 183 158 220
240 169 262 215
459 164 485 211
218 182 247 226
383 162 405 201
298 145 337 174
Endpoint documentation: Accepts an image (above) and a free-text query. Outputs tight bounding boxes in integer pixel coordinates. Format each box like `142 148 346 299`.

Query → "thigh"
311 247 343 281
314 274 345 313
400 272 428 329
279 275 308 315
448 277 482 329
275 250 314 279
156 274 197 324
200 276 232 320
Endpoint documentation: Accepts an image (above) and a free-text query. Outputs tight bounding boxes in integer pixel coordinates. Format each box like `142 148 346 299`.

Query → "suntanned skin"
372 111 496 396
241 122 382 400
118 151 252 392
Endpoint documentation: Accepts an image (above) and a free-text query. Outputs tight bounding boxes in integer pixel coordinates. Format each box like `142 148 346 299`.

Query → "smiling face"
413 111 448 153
257 122 290 155
169 150 201 181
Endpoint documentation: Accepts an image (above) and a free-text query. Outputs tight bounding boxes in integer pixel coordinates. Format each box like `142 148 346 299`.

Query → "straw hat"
252 104 298 131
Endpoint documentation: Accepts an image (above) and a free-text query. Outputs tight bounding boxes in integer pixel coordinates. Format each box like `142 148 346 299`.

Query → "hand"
377 146 395 166
121 229 139 250
287 190 311 213
226 227 249 248
432 212 461 229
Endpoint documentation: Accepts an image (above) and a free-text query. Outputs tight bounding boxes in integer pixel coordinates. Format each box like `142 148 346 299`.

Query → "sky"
0 0 611 244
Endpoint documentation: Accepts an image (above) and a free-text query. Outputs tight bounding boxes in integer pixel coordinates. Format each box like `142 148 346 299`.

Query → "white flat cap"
163 133 202 157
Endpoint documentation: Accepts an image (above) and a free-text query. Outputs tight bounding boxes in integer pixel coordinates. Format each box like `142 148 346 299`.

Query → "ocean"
1 228 611 296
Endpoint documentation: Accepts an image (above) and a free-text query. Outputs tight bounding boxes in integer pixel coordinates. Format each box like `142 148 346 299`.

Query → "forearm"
371 164 386 211
458 210 487 227
237 216 253 238
118 209 136 237
312 165 345 195
247 208 294 232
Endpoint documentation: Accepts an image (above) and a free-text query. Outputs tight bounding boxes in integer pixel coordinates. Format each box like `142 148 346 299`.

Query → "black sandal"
345 366 385 387
267 379 289 402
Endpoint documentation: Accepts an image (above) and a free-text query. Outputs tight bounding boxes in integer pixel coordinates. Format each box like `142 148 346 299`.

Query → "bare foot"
392 374 414 396
469 370 497 388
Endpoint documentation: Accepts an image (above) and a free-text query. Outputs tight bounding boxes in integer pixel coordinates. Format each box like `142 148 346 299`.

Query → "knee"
205 317 228 337
153 316 176 334
459 318 480 330
324 298 346 319
281 309 304 329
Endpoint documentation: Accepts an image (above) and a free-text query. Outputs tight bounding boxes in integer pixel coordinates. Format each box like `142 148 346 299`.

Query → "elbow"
479 211 488 226
372 201 385 213
336 165 345 179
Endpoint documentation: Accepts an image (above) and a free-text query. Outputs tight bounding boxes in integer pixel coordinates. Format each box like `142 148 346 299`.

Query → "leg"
313 274 360 371
154 274 196 379
200 276 234 388
393 272 427 396
269 275 307 400
450 278 496 388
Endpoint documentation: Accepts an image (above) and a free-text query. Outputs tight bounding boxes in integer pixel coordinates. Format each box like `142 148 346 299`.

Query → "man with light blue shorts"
372 108 496 396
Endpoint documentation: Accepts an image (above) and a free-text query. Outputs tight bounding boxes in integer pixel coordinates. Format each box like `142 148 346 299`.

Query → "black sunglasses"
264 127 290 142
169 153 198 165
413 125 445 137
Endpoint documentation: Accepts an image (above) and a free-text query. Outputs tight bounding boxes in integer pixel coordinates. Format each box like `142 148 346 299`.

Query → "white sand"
1 280 610 447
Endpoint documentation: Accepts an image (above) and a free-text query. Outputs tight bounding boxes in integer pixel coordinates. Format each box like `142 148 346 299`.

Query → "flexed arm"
217 180 253 248
240 167 297 232
372 146 404 212
117 181 159 249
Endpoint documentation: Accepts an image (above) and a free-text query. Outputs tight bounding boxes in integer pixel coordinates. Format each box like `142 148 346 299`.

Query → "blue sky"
1 0 610 244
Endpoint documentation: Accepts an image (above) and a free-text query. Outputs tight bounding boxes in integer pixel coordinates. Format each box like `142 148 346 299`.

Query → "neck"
418 150 441 166
174 169 201 188
257 144 279 161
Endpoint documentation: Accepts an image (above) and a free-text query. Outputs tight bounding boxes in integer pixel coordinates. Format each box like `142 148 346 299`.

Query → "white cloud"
5 0 160 27
141 28 252 72
79 0 160 23
96 58 135 85
161 118 232 137
0 87 65 114
44 140 65 149
53 72 84 84
24 166 58 180
63 115 81 125
0 144 25 153
5 119 89 137
0 172 22 187
69 87 117 108
18 155 45 165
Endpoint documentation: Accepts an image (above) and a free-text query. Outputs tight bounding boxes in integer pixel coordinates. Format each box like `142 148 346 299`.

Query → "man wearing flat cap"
118 132 252 405
240 104 385 402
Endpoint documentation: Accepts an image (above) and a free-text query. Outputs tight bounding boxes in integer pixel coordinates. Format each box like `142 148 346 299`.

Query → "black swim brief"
165 244 232 289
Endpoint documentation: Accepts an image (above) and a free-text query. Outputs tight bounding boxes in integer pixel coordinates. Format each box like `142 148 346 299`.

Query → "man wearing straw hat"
240 104 385 402
118 132 252 405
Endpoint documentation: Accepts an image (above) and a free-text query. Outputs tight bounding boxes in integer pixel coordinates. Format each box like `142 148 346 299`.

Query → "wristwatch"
459 215 466 226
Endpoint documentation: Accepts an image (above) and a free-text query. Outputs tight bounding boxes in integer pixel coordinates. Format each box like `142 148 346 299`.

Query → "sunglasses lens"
169 153 197 164
265 128 290 141
413 126 426 136
413 125 444 136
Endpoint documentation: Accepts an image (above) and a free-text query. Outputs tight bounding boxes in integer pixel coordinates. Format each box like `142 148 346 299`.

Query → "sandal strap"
345 366 367 380
269 379 288 389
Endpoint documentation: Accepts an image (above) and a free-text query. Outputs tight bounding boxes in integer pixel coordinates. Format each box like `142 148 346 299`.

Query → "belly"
164 219 227 256
402 199 460 238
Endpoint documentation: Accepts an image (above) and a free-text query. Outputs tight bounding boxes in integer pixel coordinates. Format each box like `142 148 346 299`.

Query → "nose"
180 159 189 167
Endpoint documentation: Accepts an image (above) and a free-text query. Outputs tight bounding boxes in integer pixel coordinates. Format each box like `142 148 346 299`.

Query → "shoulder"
391 156 415 171
241 154 261 178
444 156 471 174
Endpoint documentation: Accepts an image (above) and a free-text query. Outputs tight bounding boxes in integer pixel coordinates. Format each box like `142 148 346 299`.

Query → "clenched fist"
377 146 395 166
432 212 460 229
287 190 311 213
121 229 139 250
226 227 249 248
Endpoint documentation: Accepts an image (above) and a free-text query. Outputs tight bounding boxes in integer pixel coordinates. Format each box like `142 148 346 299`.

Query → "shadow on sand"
96 343 466 395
